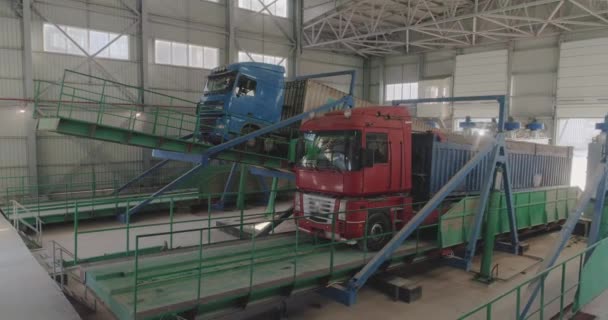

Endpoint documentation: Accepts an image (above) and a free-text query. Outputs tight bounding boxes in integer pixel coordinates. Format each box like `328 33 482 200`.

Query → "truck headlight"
338 199 347 220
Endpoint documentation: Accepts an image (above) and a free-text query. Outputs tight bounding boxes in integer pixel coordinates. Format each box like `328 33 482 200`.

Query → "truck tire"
358 212 391 251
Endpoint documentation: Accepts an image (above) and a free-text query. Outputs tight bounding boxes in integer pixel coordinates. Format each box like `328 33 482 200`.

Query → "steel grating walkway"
82 232 436 320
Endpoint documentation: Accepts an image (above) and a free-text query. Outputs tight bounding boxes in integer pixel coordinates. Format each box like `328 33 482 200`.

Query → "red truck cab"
294 107 437 250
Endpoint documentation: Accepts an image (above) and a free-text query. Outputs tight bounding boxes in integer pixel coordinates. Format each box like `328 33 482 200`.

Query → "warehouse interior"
1 0 608 319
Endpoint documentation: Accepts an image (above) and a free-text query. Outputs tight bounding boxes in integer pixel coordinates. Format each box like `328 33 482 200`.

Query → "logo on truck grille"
303 194 335 223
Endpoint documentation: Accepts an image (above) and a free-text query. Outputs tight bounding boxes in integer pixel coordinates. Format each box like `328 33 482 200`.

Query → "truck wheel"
358 212 391 251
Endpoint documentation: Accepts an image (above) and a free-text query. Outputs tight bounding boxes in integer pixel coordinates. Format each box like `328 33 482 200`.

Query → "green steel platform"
5 189 202 224
34 70 292 170
83 232 435 320
75 186 580 320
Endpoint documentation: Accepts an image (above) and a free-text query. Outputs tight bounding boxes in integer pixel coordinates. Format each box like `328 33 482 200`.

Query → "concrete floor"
0 215 80 320
31 202 606 320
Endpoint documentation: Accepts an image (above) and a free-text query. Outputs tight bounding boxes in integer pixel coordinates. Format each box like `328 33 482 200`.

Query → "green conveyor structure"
79 186 579 320
6 190 201 225
84 232 435 320
34 70 291 170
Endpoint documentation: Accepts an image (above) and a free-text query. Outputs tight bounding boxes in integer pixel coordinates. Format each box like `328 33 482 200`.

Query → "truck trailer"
293 106 573 250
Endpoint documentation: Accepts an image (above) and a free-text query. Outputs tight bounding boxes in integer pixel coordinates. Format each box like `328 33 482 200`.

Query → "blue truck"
196 62 369 150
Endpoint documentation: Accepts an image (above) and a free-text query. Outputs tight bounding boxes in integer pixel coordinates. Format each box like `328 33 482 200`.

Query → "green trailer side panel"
575 238 608 312
529 191 546 227
439 186 579 248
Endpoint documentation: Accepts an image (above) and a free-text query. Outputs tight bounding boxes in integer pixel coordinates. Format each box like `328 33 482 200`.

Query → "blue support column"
119 160 207 221
501 158 520 253
328 140 497 305
520 115 608 319
114 159 170 195
213 162 239 210
327 95 521 305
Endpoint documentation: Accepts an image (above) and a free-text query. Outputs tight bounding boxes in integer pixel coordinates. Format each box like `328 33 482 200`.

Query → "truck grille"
303 194 335 223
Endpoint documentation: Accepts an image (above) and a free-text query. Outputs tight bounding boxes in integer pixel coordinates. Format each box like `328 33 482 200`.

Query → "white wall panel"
454 50 507 117
235 9 292 40
37 135 143 166
300 50 365 98
0 138 27 166
148 64 210 93
0 18 22 48
0 49 23 79
512 48 557 74
557 37 608 117
0 109 29 136
148 0 225 28
0 79 23 98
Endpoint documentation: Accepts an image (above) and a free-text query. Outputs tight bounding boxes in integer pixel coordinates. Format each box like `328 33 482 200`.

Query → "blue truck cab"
198 62 286 143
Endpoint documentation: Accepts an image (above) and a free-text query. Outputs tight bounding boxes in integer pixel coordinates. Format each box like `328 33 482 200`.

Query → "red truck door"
363 132 391 194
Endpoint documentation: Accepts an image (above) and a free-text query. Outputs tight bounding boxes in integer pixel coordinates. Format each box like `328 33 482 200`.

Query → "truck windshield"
298 130 361 171
204 72 237 95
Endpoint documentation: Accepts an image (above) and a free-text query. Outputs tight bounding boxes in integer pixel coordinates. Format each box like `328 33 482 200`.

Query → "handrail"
459 235 608 320
51 240 75 290
10 200 44 246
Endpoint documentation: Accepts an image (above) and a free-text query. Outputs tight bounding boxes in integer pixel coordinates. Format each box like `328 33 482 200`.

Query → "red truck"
293 106 572 250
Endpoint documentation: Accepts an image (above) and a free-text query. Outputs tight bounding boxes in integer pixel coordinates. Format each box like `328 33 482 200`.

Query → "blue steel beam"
395 95 520 270
519 163 607 318
114 159 170 195
199 95 354 162
248 166 295 181
462 142 501 270
392 95 507 131
118 162 206 222
114 133 194 195
328 95 519 304
333 140 497 305
124 85 355 219
501 157 520 250
520 115 608 319
213 162 239 210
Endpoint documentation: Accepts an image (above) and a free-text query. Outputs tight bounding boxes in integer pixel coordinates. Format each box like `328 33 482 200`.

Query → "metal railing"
459 235 608 320
33 70 298 155
130 200 441 318
121 188 578 318
10 200 44 247
0 164 243 222
51 240 75 290
68 187 295 265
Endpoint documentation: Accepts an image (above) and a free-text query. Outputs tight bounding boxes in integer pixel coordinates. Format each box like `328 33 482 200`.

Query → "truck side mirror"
362 149 375 168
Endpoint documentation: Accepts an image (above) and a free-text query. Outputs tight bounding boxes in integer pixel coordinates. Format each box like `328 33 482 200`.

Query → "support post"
22 0 38 196
214 162 239 210
138 0 151 170
520 115 608 319
236 163 247 210
121 162 205 220
478 191 500 283
265 177 279 217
